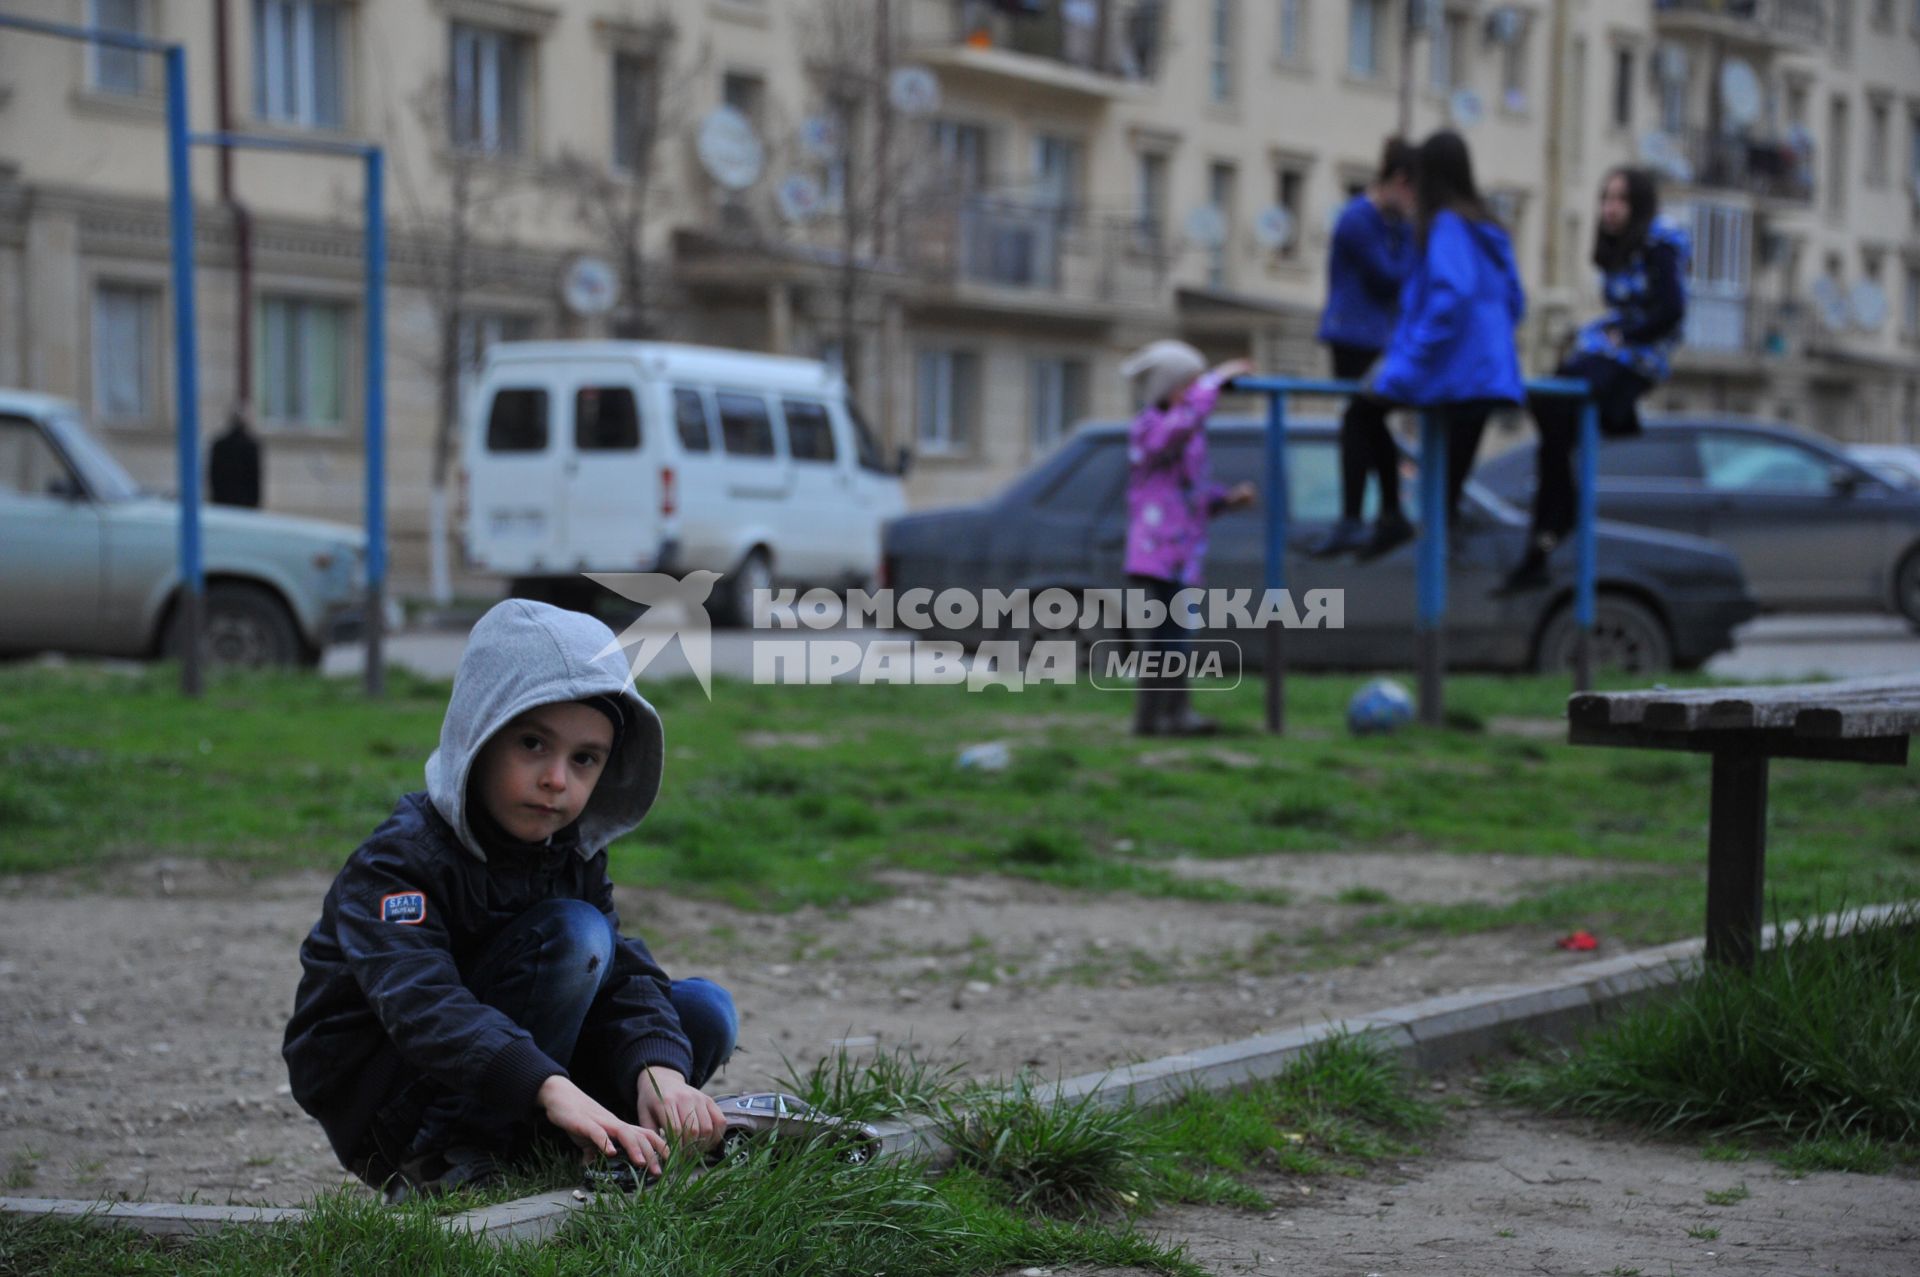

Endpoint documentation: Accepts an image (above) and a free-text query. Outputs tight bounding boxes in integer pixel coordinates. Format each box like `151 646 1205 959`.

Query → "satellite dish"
697 107 764 191
1849 280 1888 332
888 65 941 116
1719 59 1762 129
799 114 841 163
1449 88 1484 130
1811 276 1848 332
1184 204 1228 249
561 256 619 318
1253 205 1297 251
777 173 825 224
1657 44 1688 84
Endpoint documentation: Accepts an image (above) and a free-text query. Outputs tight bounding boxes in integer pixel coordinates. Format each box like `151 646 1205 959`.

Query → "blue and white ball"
1347 678 1414 736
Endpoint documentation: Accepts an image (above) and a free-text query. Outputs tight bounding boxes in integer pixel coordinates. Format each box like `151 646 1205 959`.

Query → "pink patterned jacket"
1124 372 1233 587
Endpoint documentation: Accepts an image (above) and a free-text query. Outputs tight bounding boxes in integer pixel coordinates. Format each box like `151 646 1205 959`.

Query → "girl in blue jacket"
1365 130 1526 541
1498 167 1689 594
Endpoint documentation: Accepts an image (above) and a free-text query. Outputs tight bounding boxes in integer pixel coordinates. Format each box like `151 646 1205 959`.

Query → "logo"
589 571 723 698
380 891 427 925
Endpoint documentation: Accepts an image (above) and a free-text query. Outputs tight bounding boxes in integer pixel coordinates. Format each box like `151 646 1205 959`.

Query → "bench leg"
1705 752 1768 970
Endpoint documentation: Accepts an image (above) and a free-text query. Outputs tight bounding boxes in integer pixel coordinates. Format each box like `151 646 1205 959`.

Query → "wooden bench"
1567 675 1920 969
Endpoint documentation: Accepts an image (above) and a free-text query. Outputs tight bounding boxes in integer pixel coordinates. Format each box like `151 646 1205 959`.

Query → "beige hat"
1119 339 1206 408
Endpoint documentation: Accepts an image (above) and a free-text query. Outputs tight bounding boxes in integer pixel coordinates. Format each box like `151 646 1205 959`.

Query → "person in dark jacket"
1497 167 1689 594
1310 136 1417 560
1365 130 1526 529
209 407 263 508
282 599 737 1201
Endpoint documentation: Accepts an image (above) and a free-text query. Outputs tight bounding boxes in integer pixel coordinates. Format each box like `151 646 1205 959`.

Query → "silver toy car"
710 1092 883 1165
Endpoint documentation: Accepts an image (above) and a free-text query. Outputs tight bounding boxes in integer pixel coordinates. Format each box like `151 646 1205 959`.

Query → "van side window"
716 392 776 458
848 399 889 473
486 388 548 453
672 388 712 452
782 399 837 463
575 386 640 451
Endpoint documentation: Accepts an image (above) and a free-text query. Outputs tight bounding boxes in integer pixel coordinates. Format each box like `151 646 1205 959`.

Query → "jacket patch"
380 891 427 925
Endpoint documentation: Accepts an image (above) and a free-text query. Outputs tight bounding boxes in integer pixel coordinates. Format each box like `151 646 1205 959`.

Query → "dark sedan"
883 419 1758 674
1474 418 1920 626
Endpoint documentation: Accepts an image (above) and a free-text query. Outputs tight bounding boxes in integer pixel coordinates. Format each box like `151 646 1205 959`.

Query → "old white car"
0 389 366 667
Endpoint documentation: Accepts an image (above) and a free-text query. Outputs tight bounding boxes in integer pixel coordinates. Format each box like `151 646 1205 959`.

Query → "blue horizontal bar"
1232 374 1593 400
0 13 173 52
188 131 378 158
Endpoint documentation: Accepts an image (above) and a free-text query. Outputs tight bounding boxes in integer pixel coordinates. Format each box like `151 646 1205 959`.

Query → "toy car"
710 1092 884 1165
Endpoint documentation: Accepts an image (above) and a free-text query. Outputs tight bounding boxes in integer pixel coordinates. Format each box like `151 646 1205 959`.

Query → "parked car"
0 389 366 667
1848 444 1920 492
711 1092 883 1165
883 418 1757 675
1474 418 1920 625
462 342 909 623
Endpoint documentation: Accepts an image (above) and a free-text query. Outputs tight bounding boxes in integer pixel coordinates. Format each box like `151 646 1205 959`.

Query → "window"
781 399 837 463
253 1 346 129
1499 19 1529 112
672 388 712 452
0 417 79 499
1036 439 1127 514
1683 202 1752 352
1348 0 1383 78
1868 98 1891 186
1033 135 1081 211
1873 0 1896 29
89 0 149 96
485 388 548 453
1135 150 1169 243
1911 108 1920 186
450 24 528 155
1208 162 1237 287
847 400 889 473
1700 434 1832 493
612 52 659 175
575 387 639 452
1274 164 1307 259
1835 0 1855 56
1906 264 1920 336
1657 45 1688 135
1611 47 1635 129
1209 0 1235 103
721 70 765 131
914 349 979 455
92 283 160 421
716 392 775 457
256 296 348 427
1431 9 1468 93
1029 357 1088 452
1277 0 1305 62
1828 96 1849 217
1594 435 1702 481
931 120 990 192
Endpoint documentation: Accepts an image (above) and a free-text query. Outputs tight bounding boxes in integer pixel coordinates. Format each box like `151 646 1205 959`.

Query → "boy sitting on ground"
282 599 736 1201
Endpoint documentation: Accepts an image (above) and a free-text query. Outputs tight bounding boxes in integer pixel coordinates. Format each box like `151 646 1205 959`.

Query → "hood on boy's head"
425 599 663 862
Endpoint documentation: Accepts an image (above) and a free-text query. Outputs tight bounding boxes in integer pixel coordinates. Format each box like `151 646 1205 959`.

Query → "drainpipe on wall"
214 0 254 419
1540 0 1570 368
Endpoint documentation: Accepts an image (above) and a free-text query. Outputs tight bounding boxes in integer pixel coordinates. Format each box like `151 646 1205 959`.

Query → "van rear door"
563 370 659 571
469 379 566 575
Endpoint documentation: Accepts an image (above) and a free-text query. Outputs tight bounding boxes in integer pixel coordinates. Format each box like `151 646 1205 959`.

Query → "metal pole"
364 148 387 698
166 45 205 697
1573 396 1600 691
1416 411 1447 726
1262 389 1291 735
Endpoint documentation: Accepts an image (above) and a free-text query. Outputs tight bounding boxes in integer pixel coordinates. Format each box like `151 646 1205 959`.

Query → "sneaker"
1305 517 1370 558
1355 511 1414 562
384 1145 509 1205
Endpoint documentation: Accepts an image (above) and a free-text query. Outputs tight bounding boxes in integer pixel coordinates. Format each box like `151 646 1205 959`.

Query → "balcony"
1652 0 1827 47
1673 127 1815 203
908 0 1159 105
1675 296 1813 365
907 194 1167 311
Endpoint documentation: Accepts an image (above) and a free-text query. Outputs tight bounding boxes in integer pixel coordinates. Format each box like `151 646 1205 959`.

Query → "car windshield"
49 412 142 502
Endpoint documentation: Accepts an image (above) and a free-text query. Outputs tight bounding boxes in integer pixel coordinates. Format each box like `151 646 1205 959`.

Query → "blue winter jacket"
1317 195 1413 350
1572 217 1691 383
1372 209 1527 407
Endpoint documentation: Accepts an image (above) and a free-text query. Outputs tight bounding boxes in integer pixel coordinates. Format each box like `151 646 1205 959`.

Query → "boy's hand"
635 1066 727 1149
1224 481 1258 510
538 1075 668 1174
1213 358 1255 384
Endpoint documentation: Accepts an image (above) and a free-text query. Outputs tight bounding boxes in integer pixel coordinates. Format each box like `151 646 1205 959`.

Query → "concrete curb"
5 900 1906 1246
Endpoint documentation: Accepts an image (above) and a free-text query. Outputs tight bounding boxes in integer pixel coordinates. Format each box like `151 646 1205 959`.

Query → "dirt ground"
4 853 1916 1275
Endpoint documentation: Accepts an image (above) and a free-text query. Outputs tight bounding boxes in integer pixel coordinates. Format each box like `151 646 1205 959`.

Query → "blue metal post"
1415 411 1447 725
1262 388 1291 734
165 45 204 697
363 148 387 697
1573 397 1601 691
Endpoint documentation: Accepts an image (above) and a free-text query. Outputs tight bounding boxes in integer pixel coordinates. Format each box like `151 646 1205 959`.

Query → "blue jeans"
369 899 737 1168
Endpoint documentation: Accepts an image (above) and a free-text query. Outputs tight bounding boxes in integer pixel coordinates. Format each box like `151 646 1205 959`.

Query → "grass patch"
1703 1182 1750 1206
780 1042 971 1124
1493 906 1920 1166
1775 1134 1897 1176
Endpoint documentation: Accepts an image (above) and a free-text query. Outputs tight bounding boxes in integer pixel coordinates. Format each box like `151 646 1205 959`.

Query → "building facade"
1 0 1916 594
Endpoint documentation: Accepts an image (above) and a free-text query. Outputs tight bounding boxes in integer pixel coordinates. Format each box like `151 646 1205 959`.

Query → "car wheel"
720 1128 752 1165
714 550 772 629
1533 593 1672 675
839 1139 877 1167
1894 548 1920 631
163 583 302 669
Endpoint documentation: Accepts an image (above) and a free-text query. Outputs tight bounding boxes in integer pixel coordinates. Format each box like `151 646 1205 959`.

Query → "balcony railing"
1673 126 1815 202
930 0 1162 82
1653 0 1826 44
907 193 1169 306
1676 296 1814 361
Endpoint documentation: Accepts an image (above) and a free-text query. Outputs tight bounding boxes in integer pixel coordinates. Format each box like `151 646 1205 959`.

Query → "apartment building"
1 0 1915 593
